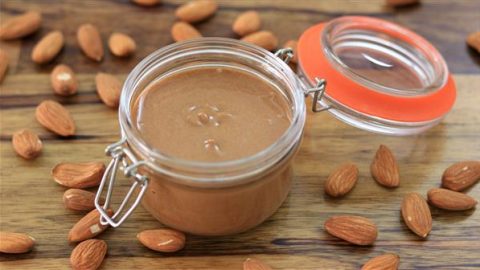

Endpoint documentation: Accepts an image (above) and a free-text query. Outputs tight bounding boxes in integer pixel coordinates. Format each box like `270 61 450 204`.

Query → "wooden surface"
1 0 479 269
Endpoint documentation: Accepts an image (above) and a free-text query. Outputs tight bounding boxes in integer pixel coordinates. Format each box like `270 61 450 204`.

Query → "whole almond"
324 163 358 197
467 32 480 53
175 0 218 23
31 30 64 64
386 0 419 7
77 23 104 62
401 192 432 238
241 31 278 51
12 129 42 160
362 253 400 270
64 188 105 211
52 162 105 188
137 229 186 252
95 73 122 108
243 258 272 270
70 239 107 270
0 48 8 82
283 39 298 64
35 100 76 136
171 22 202 42
131 0 161 6
0 232 35 254
324 215 377 245
51 64 78 96
427 188 477 211
108 32 136 57
68 209 113 243
0 11 42 40
233 11 261 36
442 161 480 191
371 144 400 188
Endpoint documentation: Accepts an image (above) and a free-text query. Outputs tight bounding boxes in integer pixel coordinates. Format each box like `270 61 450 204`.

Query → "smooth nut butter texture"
132 66 292 162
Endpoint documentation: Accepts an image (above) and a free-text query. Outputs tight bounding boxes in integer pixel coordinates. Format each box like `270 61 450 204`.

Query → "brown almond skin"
467 32 480 53
175 0 218 23
51 64 78 96
442 161 480 191
324 215 378 245
233 11 261 36
243 258 272 270
362 253 400 270
171 22 202 42
77 23 104 62
401 192 432 238
35 100 76 136
95 73 122 108
0 48 9 82
31 30 64 64
371 144 400 188
0 232 35 254
283 39 298 64
0 11 42 40
108 32 136 57
427 188 477 211
131 0 161 6
63 188 105 211
137 229 186 252
70 239 107 270
52 162 105 188
68 209 113 243
241 31 278 51
324 163 359 198
386 0 419 7
12 129 42 160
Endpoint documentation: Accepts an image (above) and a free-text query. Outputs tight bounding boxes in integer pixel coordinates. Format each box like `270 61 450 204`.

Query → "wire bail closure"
275 48 330 113
94 138 149 228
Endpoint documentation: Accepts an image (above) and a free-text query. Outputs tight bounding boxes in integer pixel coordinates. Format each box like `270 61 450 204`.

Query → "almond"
467 32 480 53
70 239 107 270
0 232 35 254
51 64 78 96
371 144 400 188
77 23 104 62
175 0 218 23
324 215 377 245
283 39 298 64
401 192 432 238
324 163 358 198
12 129 42 160
171 22 202 42
95 72 122 108
233 11 261 36
108 32 136 57
362 253 400 270
0 48 8 82
131 0 161 6
386 0 420 7
64 188 105 211
31 30 64 64
0 11 42 40
68 209 113 243
241 31 278 51
35 100 75 136
427 188 477 211
442 161 480 191
52 162 105 188
243 258 272 270
137 229 186 252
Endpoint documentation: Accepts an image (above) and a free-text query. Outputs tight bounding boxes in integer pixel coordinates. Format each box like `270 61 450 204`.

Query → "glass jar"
95 16 455 236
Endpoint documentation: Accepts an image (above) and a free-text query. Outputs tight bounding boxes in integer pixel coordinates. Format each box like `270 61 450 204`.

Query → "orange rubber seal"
297 17 456 122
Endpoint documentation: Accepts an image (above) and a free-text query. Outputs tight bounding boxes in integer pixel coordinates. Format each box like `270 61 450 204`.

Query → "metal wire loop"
306 77 331 112
274 48 294 64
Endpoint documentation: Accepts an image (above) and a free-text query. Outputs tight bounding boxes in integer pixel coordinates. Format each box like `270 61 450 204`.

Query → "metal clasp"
306 78 330 112
95 138 149 228
275 48 294 64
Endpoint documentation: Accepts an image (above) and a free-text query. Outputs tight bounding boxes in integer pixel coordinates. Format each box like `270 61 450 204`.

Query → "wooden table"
1 0 479 269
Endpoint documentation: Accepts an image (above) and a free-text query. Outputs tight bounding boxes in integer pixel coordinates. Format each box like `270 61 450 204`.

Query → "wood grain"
1 0 480 269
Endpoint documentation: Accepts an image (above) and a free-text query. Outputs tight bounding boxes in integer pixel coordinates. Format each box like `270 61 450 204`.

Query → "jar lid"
297 16 456 129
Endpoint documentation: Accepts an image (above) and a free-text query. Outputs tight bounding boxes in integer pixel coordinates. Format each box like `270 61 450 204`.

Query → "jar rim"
119 38 306 185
